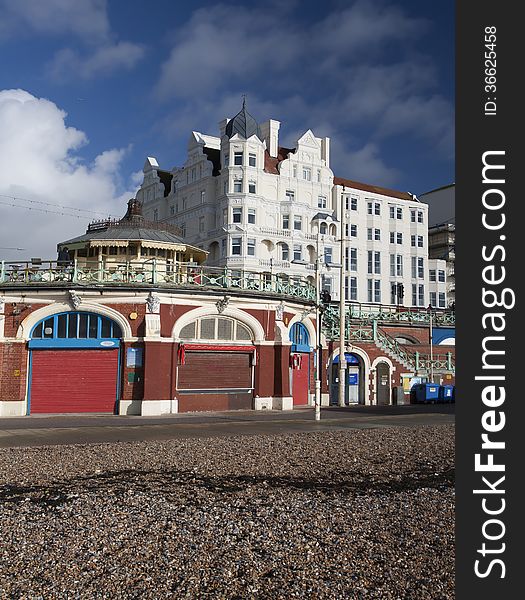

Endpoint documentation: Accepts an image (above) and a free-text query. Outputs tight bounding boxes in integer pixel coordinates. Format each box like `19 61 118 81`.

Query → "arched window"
31 312 122 340
320 222 328 235
179 317 253 342
29 312 122 349
290 322 310 352
394 336 417 345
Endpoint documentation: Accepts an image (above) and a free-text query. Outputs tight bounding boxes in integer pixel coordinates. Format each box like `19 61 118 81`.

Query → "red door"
30 349 119 413
292 353 309 406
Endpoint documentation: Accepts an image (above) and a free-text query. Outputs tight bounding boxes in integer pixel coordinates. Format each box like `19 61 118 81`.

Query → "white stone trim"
0 401 26 417
328 346 372 405
172 305 266 341
272 396 293 411
118 399 142 416
141 399 178 416
254 396 273 410
371 356 396 406
15 301 133 340
287 313 316 349
371 355 396 372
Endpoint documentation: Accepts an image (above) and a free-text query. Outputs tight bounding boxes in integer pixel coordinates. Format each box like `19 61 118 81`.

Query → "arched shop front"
28 312 122 414
330 352 366 405
176 314 256 412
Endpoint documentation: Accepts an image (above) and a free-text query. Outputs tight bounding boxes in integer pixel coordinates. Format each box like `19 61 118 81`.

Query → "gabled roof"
333 176 415 201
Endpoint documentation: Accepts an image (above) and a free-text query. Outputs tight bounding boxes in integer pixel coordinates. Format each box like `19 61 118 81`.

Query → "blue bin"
412 383 440 403
440 384 455 403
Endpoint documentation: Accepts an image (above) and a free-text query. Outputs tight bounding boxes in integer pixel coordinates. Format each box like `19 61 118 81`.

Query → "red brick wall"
4 303 47 337
107 303 146 337
120 341 145 401
0 342 28 401
243 308 275 341
381 325 430 343
161 304 197 338
143 341 174 401
255 345 275 397
178 392 252 412
273 345 291 398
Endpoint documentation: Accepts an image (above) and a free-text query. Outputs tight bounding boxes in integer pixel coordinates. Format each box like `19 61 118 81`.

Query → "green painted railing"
321 303 454 338
0 260 316 301
321 310 455 373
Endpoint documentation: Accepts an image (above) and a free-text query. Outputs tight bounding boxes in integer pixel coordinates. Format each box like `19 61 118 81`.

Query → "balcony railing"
321 302 455 334
0 260 316 301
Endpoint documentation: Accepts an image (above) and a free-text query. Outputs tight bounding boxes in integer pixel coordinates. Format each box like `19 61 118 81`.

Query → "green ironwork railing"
322 303 455 333
321 307 455 373
0 260 315 302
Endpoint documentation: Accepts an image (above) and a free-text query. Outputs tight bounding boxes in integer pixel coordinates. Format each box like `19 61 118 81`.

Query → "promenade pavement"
0 404 454 447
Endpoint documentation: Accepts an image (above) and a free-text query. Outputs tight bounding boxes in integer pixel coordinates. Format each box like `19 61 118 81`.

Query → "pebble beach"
0 425 454 599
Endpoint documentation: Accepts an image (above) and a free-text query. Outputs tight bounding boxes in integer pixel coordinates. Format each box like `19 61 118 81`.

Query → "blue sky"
0 0 454 259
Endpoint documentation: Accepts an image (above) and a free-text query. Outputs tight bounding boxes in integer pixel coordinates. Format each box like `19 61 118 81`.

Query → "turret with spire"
225 97 261 140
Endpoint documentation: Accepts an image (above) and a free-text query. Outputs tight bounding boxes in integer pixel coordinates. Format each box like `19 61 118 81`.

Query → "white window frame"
232 207 242 223
231 237 242 255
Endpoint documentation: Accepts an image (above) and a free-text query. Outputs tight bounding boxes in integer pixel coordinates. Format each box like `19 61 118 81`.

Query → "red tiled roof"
264 147 295 174
333 176 414 201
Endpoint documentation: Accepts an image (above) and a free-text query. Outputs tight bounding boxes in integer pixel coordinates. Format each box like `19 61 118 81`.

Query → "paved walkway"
0 404 454 448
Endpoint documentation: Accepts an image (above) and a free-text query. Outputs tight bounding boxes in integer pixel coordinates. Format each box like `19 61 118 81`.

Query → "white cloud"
48 42 146 80
0 89 138 261
316 0 427 55
0 0 145 80
153 0 453 182
0 0 110 42
330 140 400 187
154 4 302 100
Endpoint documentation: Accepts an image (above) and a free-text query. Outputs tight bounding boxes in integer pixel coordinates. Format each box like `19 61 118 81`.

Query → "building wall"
137 113 440 308
0 287 452 416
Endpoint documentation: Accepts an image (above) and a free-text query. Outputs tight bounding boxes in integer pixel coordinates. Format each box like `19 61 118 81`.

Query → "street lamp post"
338 191 346 407
428 303 434 382
314 235 322 421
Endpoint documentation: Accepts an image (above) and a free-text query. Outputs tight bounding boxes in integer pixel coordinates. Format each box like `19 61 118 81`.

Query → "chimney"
321 137 330 168
260 119 280 158
218 118 231 138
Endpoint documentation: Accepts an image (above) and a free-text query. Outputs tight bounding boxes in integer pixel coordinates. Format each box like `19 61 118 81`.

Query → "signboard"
126 347 143 367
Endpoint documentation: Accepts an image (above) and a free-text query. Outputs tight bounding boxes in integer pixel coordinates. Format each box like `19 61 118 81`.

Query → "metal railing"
322 302 455 331
0 260 316 301
321 309 455 373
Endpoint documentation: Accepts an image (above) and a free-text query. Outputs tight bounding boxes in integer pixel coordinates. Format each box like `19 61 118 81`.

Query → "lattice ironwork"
0 260 316 302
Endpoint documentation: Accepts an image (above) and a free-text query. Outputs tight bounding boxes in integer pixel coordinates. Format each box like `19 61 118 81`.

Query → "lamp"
428 303 434 382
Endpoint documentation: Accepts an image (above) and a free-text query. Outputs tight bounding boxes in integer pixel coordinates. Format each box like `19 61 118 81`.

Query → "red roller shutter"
177 351 253 412
30 349 119 413
178 351 252 389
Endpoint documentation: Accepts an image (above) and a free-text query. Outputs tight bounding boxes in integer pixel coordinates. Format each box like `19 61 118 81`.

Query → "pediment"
297 130 320 149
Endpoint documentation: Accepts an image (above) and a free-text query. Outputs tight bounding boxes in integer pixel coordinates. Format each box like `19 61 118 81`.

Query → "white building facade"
137 103 443 308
